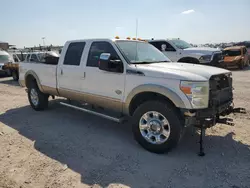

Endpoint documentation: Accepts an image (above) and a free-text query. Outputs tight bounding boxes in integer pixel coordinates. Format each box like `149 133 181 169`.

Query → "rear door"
57 42 86 92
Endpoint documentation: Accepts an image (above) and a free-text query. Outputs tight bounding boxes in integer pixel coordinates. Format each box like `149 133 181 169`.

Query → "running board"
60 102 124 123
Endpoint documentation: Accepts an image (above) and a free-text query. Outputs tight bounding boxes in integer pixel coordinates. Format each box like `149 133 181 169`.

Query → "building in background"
0 41 9 50
0 41 16 50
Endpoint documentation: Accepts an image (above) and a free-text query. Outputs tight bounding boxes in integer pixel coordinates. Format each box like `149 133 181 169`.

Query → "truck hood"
132 62 230 81
183 47 221 55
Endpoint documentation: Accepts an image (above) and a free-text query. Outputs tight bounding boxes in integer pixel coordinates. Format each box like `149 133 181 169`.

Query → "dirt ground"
0 69 249 188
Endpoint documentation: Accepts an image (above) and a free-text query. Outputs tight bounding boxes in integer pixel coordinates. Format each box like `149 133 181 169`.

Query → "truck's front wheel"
28 84 49 111
132 101 182 154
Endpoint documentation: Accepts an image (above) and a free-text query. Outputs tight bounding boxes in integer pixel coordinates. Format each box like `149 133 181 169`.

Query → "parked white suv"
19 38 245 155
149 39 223 66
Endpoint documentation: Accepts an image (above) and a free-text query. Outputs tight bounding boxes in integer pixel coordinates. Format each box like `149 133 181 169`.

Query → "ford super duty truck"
19 38 245 156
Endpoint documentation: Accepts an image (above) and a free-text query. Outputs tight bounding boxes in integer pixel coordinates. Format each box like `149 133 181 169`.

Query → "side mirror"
30 58 35 62
98 53 123 73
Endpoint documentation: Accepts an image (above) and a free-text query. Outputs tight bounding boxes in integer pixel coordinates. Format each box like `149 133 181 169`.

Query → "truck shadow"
0 78 19 87
0 101 249 188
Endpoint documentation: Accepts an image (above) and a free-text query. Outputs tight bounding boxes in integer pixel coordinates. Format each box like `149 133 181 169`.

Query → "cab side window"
87 41 120 67
63 42 86 66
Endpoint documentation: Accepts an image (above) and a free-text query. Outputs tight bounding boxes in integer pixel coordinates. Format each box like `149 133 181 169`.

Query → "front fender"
123 84 191 115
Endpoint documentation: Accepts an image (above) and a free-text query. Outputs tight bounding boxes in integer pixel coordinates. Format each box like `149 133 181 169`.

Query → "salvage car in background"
148 38 223 66
222 46 249 69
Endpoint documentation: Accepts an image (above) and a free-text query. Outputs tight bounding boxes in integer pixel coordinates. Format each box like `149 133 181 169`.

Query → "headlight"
199 55 212 64
180 81 209 109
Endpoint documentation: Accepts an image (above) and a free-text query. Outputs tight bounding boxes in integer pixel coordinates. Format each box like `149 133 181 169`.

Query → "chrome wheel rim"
30 88 39 106
139 111 170 145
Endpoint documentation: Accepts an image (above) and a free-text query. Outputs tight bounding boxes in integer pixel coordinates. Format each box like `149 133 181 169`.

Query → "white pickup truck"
148 38 223 66
19 38 245 155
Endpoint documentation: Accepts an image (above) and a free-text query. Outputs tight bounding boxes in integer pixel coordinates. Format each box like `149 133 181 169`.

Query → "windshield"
223 50 241 56
116 41 171 64
170 39 192 49
0 55 10 63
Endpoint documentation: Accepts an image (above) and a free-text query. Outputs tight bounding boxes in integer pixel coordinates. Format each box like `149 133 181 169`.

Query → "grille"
209 74 233 107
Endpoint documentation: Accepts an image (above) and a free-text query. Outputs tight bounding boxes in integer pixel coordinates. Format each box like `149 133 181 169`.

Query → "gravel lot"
0 69 250 188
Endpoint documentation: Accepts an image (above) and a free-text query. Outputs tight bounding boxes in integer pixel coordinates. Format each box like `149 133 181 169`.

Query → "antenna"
134 18 139 62
136 18 138 39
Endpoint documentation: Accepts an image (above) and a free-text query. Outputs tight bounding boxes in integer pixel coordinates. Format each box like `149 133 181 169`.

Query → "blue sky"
1 0 250 47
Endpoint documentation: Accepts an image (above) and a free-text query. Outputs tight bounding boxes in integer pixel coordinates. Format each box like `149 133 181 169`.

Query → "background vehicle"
148 38 223 66
5 52 22 80
18 38 243 155
222 46 249 69
0 50 13 76
5 51 59 81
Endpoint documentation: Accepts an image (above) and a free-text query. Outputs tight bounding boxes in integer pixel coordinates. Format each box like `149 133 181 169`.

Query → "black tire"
132 100 183 154
28 83 49 111
12 70 19 81
246 60 249 67
239 61 244 70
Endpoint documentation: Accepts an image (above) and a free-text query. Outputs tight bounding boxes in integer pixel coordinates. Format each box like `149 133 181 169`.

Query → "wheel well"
178 57 199 63
129 92 176 116
25 74 37 88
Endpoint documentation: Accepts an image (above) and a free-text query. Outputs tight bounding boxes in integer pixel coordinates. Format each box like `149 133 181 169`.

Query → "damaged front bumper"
182 101 246 129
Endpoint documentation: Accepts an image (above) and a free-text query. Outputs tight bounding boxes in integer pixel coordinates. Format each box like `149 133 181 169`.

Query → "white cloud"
181 9 195 14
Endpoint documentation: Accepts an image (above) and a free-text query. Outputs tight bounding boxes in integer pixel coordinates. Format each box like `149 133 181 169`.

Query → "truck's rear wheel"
132 101 182 154
28 83 49 111
12 70 19 81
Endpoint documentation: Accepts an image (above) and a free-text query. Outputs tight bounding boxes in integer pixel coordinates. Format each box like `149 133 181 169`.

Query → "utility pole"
42 37 46 47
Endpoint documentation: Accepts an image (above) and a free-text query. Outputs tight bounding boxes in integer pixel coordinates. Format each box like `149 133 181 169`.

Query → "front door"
150 41 178 61
57 42 86 93
82 41 126 112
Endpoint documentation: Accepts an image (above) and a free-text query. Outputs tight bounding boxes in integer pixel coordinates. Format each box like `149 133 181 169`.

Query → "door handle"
81 72 86 79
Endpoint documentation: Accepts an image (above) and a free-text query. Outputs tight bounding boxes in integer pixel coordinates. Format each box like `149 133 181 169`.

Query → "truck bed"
19 62 58 91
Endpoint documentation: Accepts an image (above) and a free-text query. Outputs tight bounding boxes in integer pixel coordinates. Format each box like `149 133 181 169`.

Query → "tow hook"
232 107 246 114
221 106 247 116
217 117 234 126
